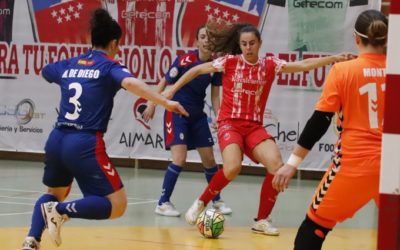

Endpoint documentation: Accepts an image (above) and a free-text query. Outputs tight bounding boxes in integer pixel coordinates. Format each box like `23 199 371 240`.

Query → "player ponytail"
90 8 122 48
354 10 388 47
206 23 259 55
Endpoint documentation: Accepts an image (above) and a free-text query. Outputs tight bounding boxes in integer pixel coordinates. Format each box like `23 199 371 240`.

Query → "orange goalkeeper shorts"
306 156 380 229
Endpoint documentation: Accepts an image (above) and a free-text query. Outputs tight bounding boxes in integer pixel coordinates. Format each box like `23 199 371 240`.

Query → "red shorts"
217 119 274 163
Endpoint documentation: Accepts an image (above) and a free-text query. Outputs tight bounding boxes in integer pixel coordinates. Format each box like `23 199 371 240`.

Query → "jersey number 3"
65 82 82 120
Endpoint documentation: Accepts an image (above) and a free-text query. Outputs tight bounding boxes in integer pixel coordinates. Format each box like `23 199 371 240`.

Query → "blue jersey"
42 50 133 132
165 50 222 114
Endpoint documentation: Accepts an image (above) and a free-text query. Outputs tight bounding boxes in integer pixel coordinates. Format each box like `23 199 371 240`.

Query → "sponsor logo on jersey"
223 132 230 140
77 59 94 66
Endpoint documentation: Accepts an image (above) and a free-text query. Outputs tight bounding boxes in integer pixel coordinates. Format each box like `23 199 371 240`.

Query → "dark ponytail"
90 8 122 48
354 10 388 47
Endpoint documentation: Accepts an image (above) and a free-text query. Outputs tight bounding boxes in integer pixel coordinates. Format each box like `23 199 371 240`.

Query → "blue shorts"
42 128 123 196
164 111 214 150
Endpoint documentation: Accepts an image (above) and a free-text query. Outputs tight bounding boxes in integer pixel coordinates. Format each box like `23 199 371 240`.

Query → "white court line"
0 199 157 206
0 200 157 206
126 197 157 201
0 193 154 201
127 200 158 205
0 211 32 216
0 201 33 206
0 187 156 201
0 188 43 194
0 188 44 193
0 195 37 200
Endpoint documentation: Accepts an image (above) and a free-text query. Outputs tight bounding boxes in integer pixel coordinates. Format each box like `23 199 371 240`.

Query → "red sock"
199 169 230 205
257 174 279 220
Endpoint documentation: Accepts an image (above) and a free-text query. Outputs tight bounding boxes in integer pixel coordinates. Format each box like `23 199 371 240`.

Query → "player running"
163 23 349 235
21 8 187 250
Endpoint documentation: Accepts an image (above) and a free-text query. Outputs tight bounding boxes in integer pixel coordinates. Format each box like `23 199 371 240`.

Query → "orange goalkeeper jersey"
316 53 386 175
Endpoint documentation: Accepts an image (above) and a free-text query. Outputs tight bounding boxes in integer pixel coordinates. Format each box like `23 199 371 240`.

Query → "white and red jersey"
212 54 286 123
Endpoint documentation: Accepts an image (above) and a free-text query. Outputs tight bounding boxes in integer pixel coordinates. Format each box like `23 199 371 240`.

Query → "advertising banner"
0 0 381 170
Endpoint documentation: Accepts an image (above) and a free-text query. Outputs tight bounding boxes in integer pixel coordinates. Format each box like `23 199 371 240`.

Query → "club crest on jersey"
223 132 230 141
169 67 179 78
77 59 94 66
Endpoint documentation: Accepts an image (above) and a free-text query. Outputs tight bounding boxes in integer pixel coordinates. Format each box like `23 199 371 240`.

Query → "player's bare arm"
142 77 168 122
272 145 309 192
164 62 217 99
281 52 353 73
210 85 221 130
273 110 334 192
122 77 188 117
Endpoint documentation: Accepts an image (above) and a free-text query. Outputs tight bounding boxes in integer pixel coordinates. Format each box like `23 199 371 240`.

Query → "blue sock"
204 165 221 202
56 196 112 219
158 163 182 205
28 194 58 241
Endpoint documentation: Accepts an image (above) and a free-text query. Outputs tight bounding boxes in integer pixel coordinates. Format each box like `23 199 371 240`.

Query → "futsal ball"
196 209 225 238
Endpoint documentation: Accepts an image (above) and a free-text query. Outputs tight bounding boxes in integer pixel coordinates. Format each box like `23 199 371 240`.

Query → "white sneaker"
41 201 69 247
212 200 233 215
155 202 181 217
22 237 41 250
185 199 205 225
251 217 280 236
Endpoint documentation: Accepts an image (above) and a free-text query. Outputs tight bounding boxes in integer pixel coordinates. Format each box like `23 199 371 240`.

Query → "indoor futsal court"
1 1 399 250
0 160 377 250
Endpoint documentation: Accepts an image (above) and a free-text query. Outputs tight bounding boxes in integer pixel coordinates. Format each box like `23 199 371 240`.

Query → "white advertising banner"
0 0 381 170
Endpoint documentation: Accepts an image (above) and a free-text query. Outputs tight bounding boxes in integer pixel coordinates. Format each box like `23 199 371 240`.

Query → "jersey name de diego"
42 50 133 132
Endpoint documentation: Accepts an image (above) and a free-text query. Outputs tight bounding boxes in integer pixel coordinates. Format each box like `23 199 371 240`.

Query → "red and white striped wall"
378 2 400 250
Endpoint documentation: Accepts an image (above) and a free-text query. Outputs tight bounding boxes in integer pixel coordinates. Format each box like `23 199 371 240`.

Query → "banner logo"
15 98 35 125
105 1 175 46
133 98 151 130
176 0 266 47
0 8 11 15
292 0 344 8
28 0 102 43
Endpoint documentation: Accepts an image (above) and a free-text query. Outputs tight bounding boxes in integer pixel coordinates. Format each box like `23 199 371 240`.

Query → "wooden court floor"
1 227 376 250
0 160 378 249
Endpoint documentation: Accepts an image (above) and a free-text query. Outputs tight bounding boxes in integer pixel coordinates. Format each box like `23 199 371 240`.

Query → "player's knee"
223 164 241 180
110 196 127 218
202 158 217 168
294 215 332 250
47 186 71 202
172 157 186 166
266 158 284 175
